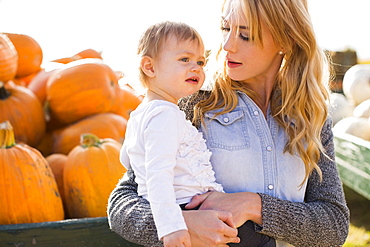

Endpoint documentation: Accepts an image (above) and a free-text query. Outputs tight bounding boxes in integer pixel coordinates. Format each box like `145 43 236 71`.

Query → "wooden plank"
0 217 143 247
334 133 370 200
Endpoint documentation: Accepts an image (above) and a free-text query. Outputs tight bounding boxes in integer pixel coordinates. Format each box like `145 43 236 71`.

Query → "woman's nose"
223 33 237 53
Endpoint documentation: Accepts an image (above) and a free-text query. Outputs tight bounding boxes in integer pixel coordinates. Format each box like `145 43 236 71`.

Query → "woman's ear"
140 56 155 77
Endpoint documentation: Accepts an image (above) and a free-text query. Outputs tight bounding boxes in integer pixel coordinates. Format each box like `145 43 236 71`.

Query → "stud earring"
279 51 284 55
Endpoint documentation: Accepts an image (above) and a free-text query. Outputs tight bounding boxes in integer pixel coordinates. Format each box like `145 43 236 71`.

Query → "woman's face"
221 0 283 85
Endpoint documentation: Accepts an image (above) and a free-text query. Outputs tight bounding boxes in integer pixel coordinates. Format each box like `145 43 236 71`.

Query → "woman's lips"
227 60 242 68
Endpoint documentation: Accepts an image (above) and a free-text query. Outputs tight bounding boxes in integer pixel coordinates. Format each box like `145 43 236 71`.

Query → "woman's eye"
180 58 189 62
221 26 230 32
239 33 250 41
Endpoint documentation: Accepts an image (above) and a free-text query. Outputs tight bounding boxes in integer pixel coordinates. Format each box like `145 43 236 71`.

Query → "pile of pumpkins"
329 63 370 141
0 32 143 224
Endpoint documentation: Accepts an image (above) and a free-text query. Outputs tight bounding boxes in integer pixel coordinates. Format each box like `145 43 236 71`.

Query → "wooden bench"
0 217 143 247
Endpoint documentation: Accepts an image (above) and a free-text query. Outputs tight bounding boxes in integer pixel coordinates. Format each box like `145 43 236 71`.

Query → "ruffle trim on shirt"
177 120 223 192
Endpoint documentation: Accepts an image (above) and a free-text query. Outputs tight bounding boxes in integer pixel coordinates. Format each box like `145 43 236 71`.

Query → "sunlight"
1 0 369 73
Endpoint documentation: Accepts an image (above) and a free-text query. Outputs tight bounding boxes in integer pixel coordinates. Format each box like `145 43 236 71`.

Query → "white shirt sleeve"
143 107 188 240
119 143 131 169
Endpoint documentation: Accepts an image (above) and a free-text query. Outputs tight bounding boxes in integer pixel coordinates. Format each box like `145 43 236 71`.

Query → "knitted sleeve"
257 117 350 246
107 169 163 247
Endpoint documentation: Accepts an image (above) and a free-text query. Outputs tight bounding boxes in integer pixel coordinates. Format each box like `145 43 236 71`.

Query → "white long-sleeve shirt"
120 99 223 240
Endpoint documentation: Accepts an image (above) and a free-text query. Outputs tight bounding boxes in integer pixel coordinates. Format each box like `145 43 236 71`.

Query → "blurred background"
1 0 369 73
1 0 370 245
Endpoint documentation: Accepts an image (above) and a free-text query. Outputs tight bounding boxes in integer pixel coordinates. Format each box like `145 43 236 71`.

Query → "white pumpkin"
342 64 370 106
328 93 354 125
353 99 370 118
333 117 370 141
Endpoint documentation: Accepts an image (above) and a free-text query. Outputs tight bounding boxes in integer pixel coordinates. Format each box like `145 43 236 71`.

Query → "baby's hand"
163 229 191 247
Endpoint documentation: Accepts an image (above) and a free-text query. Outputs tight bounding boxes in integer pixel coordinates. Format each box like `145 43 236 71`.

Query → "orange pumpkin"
51 48 102 64
0 81 46 147
0 121 64 224
0 33 18 82
35 130 53 157
46 153 69 217
46 58 120 124
64 133 127 218
110 84 143 120
5 33 43 78
27 68 57 104
52 112 127 155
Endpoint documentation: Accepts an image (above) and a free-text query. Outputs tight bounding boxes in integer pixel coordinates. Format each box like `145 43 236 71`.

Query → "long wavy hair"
194 0 332 184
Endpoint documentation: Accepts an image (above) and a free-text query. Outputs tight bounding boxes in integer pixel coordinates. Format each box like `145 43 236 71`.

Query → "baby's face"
149 35 206 103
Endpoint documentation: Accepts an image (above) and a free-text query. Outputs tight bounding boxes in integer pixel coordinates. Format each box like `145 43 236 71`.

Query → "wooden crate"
0 217 143 247
334 132 370 200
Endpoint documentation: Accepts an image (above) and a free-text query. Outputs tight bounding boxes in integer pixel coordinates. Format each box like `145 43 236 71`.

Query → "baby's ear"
140 56 155 77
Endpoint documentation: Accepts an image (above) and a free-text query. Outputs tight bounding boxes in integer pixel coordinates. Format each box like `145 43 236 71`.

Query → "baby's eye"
197 61 205 66
180 57 189 62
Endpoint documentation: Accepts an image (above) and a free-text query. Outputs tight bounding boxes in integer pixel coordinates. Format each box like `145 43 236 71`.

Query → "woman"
108 0 350 246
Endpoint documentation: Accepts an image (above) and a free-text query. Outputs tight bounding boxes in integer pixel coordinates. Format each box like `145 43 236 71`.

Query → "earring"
279 51 284 55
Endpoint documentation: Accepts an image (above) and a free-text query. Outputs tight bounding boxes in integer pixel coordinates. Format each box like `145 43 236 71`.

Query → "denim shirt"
199 92 307 203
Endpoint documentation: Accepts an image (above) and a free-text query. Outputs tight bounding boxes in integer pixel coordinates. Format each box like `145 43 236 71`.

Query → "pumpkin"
110 84 143 120
64 133 127 218
342 64 370 106
35 131 53 157
46 58 120 124
0 81 46 147
5 33 43 78
0 33 18 82
353 99 370 118
51 48 102 64
46 153 69 217
333 117 370 141
27 68 57 104
52 112 127 155
0 121 64 224
328 92 354 125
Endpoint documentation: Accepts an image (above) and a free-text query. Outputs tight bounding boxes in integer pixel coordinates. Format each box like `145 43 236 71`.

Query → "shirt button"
268 184 274 190
223 117 229 123
253 111 259 116
266 146 272 151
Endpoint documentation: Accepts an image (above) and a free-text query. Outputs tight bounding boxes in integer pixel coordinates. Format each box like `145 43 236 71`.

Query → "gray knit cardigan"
107 91 350 247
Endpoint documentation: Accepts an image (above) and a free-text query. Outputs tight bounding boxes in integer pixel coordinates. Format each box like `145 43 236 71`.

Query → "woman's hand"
163 229 191 247
186 191 263 227
182 210 240 247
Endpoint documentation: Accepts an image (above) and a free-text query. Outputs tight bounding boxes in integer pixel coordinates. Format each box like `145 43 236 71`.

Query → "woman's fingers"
185 192 211 209
183 210 240 247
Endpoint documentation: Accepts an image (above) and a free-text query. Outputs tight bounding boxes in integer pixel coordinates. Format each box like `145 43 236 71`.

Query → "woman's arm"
258 118 350 246
188 118 350 246
107 169 240 247
108 168 163 247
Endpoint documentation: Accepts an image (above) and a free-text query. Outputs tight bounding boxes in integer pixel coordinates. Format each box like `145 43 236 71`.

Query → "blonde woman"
108 0 350 246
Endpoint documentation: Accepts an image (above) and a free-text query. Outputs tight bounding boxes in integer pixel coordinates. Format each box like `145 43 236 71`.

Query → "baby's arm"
143 106 188 241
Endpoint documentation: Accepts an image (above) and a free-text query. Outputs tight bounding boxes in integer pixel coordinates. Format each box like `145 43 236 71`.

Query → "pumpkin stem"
0 81 11 100
80 133 101 148
0 121 16 149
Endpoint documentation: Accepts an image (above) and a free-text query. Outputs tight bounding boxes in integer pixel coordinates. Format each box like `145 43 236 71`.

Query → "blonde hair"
195 0 331 184
137 21 204 87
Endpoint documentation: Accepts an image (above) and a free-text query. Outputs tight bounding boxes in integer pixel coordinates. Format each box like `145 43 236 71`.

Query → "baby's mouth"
186 77 199 84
